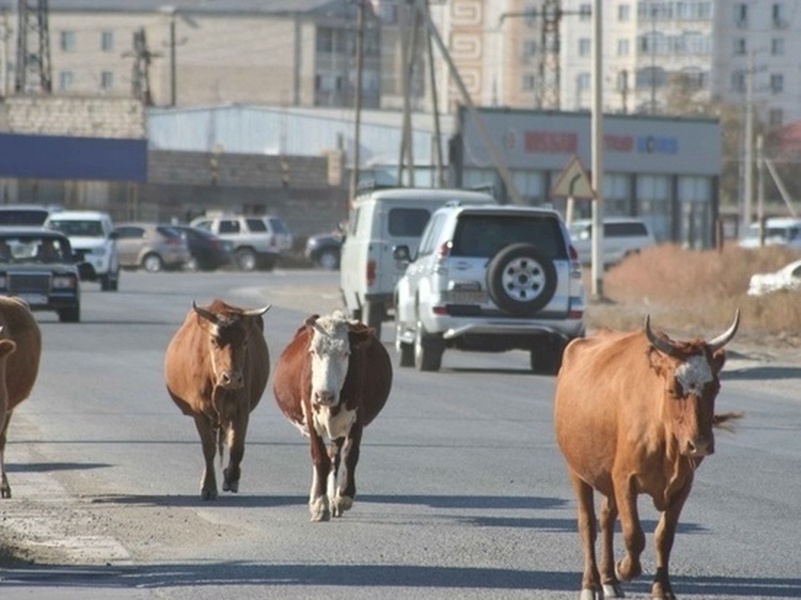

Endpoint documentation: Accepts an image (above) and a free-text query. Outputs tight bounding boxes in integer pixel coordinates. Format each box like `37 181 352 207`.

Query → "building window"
735 4 748 28
579 3 591 21
617 38 630 56
683 67 707 90
522 73 536 91
101 31 113 52
771 38 785 55
316 27 333 53
618 4 630 21
522 40 537 57
578 38 591 56
773 3 786 27
769 108 783 126
731 71 745 92
770 74 784 93
100 71 113 91
59 71 74 90
734 38 746 55
576 72 591 91
60 30 76 52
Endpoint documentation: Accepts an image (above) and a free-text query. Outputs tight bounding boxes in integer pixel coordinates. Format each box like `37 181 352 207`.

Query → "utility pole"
348 0 365 205
15 0 51 94
743 49 754 229
590 0 604 299
125 28 156 106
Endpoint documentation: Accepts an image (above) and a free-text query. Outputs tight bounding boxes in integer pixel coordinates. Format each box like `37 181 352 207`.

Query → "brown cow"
164 299 271 500
0 297 42 499
273 310 391 521
554 311 741 600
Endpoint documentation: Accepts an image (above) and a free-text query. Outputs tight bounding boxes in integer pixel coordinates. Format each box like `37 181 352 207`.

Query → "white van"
569 217 656 267
738 217 801 249
339 187 496 338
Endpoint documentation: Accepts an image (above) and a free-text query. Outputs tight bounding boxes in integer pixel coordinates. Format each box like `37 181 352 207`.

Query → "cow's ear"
710 349 726 373
349 328 374 350
304 314 320 327
0 339 17 358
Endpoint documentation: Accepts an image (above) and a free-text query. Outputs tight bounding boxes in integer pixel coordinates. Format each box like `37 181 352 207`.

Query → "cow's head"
306 310 373 408
645 310 740 458
193 300 271 390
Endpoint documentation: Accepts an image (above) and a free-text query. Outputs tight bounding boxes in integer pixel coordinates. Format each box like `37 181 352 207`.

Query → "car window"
49 219 105 237
115 226 145 239
452 214 567 259
605 222 648 237
0 209 50 226
246 218 268 233
388 208 431 237
193 220 211 231
157 226 182 239
219 220 240 234
268 217 289 234
0 235 69 263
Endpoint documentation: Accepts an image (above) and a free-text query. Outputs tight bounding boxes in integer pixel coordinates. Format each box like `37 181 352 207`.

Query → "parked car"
304 230 343 270
747 259 801 296
0 228 81 322
170 224 234 271
394 204 586 373
0 204 64 227
190 213 293 271
569 217 656 267
739 218 801 249
44 210 120 291
113 223 191 272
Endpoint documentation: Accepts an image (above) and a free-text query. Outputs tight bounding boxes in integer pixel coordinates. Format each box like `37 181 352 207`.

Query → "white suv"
190 213 293 271
569 217 656 267
44 210 120 292
394 204 585 373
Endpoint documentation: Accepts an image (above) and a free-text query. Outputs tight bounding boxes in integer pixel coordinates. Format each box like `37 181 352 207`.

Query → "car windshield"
452 214 568 259
48 219 105 237
0 235 70 264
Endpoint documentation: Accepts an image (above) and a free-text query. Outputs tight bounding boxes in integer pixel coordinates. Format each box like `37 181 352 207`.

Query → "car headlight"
52 275 77 289
89 246 108 256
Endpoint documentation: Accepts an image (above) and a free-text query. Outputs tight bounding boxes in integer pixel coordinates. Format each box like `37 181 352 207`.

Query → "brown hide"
553 316 738 599
0 296 42 499
164 298 270 499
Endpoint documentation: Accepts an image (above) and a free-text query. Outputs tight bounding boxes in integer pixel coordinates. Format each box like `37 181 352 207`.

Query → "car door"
114 226 145 267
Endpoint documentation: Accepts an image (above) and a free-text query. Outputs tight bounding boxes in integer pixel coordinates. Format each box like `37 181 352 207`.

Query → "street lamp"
159 5 177 107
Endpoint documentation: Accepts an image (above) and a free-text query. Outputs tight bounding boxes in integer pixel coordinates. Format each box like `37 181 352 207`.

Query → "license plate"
449 290 487 304
20 293 48 306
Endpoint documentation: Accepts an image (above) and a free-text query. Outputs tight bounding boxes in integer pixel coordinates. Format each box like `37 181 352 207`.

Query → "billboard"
0 133 147 182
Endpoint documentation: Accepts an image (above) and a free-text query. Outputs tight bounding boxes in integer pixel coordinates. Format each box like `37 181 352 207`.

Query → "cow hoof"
579 588 600 600
616 558 641 582
332 496 353 517
603 582 625 598
222 480 239 493
1 486 11 499
310 497 330 522
200 487 218 501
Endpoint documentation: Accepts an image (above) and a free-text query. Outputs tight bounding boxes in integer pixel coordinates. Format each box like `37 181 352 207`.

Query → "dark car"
0 229 81 322
304 230 343 270
171 225 234 271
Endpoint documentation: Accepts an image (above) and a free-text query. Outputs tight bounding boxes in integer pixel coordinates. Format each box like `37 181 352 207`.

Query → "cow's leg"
651 481 692 600
614 475 645 582
0 413 12 499
570 472 602 600
223 414 248 493
332 424 362 517
308 431 331 522
599 494 624 598
193 414 218 500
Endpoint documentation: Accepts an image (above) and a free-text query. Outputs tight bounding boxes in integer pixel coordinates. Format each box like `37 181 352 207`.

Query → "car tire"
318 249 340 270
486 243 557 317
58 306 80 323
362 301 384 340
184 256 199 272
414 320 443 372
395 318 414 368
530 338 565 375
100 271 118 291
142 253 164 273
236 248 257 271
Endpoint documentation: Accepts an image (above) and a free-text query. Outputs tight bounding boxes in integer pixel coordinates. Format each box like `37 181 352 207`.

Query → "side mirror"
393 244 411 263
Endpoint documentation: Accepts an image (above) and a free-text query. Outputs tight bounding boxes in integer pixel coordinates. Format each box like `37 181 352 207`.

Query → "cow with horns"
273 310 391 521
0 297 42 499
554 311 741 600
164 299 271 500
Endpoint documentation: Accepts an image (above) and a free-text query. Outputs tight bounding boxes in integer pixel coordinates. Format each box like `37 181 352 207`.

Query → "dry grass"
585 243 801 346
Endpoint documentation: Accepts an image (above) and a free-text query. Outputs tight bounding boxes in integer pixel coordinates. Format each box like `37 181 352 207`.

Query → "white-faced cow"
164 299 271 500
554 311 741 600
0 297 41 499
273 310 391 521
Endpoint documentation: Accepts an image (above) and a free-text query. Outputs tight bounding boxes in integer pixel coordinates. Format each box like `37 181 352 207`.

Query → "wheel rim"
144 255 162 272
238 251 256 271
319 251 338 270
500 256 546 302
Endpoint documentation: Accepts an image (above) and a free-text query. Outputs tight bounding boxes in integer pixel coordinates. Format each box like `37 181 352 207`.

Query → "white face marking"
675 354 713 396
309 313 351 407
313 406 357 440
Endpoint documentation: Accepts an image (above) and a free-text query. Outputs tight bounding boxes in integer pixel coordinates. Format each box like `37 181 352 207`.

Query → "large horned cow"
554 312 741 599
273 310 391 521
164 299 271 499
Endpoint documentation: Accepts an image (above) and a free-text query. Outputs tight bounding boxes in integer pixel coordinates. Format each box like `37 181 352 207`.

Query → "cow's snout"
314 389 337 406
684 436 714 457
219 370 244 389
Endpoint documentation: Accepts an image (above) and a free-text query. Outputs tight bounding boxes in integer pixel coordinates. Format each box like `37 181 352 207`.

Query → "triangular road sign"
550 156 595 200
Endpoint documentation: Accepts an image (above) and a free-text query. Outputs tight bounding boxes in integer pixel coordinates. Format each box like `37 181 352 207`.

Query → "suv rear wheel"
414 320 444 372
529 338 565 375
487 243 557 316
236 248 257 271
362 300 384 340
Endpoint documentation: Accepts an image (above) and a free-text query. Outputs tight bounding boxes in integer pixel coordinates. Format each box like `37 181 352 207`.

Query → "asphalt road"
1 269 800 599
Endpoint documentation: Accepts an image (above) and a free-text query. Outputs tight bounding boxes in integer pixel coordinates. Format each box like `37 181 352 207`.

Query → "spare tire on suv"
486 243 557 316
